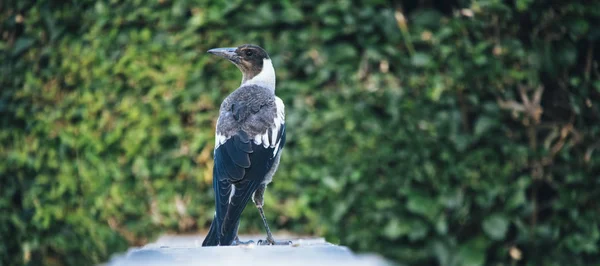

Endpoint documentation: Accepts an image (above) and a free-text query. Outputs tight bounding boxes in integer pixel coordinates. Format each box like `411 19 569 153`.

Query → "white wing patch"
250 97 285 156
272 97 285 156
215 96 285 153
254 134 262 145
215 133 229 150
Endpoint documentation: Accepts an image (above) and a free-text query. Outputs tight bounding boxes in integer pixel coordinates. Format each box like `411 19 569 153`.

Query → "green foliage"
1 0 599 265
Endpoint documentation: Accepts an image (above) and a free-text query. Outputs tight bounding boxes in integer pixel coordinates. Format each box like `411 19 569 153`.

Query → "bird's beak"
207 47 240 64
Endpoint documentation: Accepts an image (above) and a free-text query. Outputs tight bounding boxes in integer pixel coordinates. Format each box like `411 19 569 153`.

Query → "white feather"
270 128 277 145
275 97 285 123
272 97 285 156
262 132 270 148
273 139 281 156
254 134 262 145
228 185 236 204
251 97 285 150
243 59 276 92
215 133 229 150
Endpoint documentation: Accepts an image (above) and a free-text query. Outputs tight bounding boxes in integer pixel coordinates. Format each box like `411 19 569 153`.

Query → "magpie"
202 44 289 246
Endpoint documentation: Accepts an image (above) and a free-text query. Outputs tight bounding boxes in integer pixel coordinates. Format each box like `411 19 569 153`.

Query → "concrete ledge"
107 235 391 266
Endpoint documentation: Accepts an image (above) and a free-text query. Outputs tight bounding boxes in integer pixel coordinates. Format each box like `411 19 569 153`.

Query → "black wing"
205 124 286 246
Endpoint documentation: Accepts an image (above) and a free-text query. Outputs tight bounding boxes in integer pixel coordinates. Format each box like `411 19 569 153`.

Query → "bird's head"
208 44 275 91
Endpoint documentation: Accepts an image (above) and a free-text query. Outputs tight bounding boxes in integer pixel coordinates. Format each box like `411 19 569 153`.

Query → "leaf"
330 43 358 61
431 240 451 266
474 116 496 136
410 9 443 28
12 37 36 57
458 237 488 266
482 214 509 240
411 52 432 67
406 193 440 221
383 218 411 240
516 0 534 11
408 221 430 241
428 77 445 102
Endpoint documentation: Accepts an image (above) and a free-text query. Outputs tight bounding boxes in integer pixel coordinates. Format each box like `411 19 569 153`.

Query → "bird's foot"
257 236 292 246
232 236 255 246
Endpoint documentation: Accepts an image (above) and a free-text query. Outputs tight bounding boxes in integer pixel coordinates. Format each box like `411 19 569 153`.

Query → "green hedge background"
1 0 599 265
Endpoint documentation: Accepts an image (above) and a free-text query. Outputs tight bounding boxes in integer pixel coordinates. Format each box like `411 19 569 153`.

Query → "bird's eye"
245 50 253 57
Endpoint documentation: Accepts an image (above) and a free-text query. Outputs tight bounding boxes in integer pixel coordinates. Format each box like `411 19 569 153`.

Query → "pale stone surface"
106 235 391 266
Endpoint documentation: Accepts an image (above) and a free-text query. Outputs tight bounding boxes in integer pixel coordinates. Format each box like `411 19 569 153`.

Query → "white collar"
242 58 276 92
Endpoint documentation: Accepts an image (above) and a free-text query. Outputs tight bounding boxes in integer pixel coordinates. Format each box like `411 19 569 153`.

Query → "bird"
202 44 289 246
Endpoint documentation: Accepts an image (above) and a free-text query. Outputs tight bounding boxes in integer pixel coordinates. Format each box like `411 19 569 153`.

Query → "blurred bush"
1 0 599 265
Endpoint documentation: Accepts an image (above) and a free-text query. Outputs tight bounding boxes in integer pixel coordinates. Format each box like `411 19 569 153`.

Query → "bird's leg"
253 185 292 246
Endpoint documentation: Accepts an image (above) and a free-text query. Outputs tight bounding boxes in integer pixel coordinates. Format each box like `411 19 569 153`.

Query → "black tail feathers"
202 219 219 246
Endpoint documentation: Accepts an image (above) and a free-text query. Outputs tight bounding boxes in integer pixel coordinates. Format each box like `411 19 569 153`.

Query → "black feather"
217 145 245 181
225 137 251 168
234 133 253 153
201 214 220 246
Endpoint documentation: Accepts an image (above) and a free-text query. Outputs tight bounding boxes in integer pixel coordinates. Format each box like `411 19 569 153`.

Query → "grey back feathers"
217 85 276 137
215 85 285 150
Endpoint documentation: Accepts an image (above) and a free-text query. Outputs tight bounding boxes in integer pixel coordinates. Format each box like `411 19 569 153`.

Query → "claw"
257 238 292 246
232 236 255 246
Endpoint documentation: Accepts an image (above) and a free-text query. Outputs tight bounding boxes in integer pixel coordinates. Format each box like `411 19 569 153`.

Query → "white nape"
243 58 276 92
